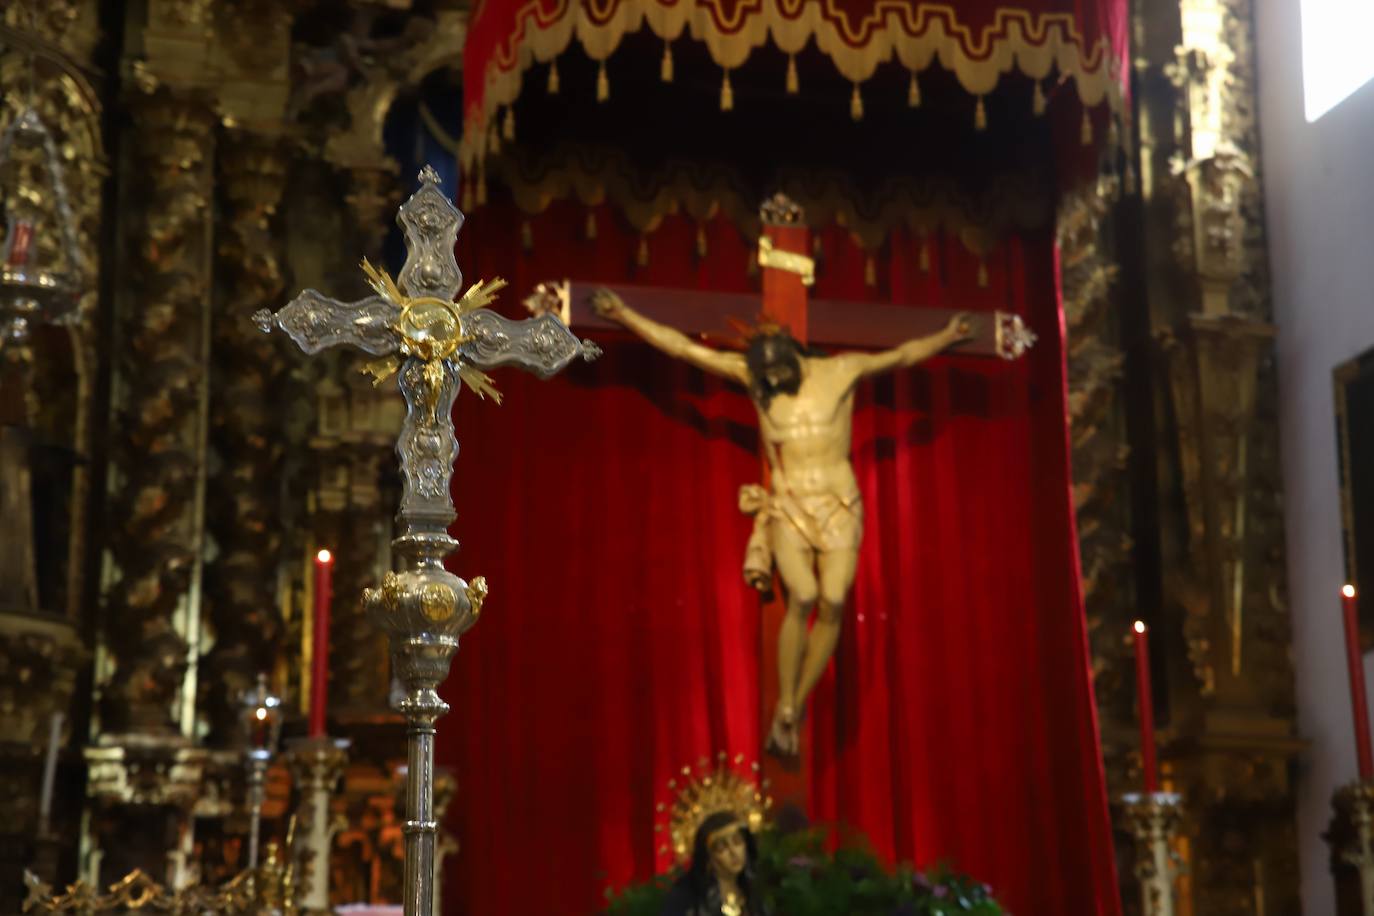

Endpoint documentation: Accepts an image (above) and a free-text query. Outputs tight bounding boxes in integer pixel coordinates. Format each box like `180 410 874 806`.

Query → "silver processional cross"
255 165 599 916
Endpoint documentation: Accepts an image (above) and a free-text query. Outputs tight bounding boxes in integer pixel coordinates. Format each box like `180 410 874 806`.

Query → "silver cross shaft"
255 165 597 916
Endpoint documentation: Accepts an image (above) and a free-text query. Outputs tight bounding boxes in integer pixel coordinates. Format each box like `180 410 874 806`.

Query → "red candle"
1133 621 1159 793
5 219 33 268
309 548 334 738
1343 585 1374 780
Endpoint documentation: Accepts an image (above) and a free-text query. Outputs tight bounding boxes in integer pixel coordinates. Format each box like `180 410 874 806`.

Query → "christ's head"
746 331 804 407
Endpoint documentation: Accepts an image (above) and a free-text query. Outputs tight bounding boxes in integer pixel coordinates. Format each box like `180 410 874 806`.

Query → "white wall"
1256 0 1374 911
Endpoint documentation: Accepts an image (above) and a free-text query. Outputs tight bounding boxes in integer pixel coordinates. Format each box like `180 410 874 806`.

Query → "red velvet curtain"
440 196 1119 916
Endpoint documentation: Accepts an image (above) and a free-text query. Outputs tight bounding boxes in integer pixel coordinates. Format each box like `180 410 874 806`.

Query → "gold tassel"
974 96 987 131
585 209 597 241
461 180 474 212
488 125 500 155
720 70 734 111
521 221 533 252
786 56 799 94
661 43 673 82
1033 82 1046 116
548 59 561 94
597 62 609 102
864 255 877 287
907 71 921 107
637 235 649 267
1081 109 1093 145
503 107 515 141
977 262 989 287
850 84 863 121
696 223 708 259
919 240 930 273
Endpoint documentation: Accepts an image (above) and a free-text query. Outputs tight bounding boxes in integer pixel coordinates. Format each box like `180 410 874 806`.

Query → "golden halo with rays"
654 752 772 867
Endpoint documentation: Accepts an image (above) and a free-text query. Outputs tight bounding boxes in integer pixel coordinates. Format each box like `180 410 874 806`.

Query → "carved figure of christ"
589 287 973 756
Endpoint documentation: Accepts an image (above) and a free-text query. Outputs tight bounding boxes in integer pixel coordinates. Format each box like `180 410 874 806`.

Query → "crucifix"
256 165 599 916
523 194 1034 805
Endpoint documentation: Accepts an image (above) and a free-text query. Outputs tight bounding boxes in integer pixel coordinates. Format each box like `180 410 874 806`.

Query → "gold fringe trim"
864 255 877 287
696 222 708 258
586 209 598 240
1033 82 1046 115
503 107 516 141
974 96 987 131
462 1 1126 171
786 55 799 94
721 70 734 111
907 71 921 107
486 144 1052 252
489 124 501 155
637 235 650 267
850 84 863 121
597 62 610 102
548 58 561 94
662 43 674 82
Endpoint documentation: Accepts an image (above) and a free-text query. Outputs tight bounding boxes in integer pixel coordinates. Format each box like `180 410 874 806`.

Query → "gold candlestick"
1121 791 1183 916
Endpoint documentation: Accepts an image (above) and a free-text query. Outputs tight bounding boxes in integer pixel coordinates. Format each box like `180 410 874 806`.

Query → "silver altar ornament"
258 164 598 916
239 673 284 871
0 107 84 356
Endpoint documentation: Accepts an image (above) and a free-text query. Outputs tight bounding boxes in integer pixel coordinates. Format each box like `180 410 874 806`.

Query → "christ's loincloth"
739 483 863 590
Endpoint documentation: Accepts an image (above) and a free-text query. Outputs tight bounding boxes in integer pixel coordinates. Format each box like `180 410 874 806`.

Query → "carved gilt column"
88 45 217 881
1129 0 1303 907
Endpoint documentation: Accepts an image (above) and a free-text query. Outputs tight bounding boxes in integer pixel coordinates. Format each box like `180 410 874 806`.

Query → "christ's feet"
766 703 800 758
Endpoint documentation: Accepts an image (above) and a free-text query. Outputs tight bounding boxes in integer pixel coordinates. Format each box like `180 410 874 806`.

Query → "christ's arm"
841 312 974 381
590 288 748 383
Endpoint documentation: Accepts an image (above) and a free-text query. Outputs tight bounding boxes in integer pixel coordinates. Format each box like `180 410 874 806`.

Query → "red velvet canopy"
462 0 1129 173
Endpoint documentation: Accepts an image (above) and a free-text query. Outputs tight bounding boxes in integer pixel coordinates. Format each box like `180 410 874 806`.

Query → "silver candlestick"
286 735 350 914
257 165 598 916
1331 780 1374 915
1121 791 1183 916
239 674 283 871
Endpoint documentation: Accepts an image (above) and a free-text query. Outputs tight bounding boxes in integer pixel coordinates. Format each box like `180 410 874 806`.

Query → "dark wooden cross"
522 195 1035 811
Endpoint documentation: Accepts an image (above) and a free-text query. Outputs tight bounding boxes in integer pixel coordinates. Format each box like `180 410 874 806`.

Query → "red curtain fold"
440 197 1119 916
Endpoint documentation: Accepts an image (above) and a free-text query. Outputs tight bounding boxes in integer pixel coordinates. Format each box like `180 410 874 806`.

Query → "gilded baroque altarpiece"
0 0 1307 910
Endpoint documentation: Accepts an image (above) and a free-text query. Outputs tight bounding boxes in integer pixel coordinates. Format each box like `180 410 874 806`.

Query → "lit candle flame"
317 548 332 564
1345 584 1357 599
255 706 268 721
1133 620 1146 634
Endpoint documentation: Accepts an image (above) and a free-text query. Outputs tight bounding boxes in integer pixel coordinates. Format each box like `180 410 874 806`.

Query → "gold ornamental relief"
420 582 457 622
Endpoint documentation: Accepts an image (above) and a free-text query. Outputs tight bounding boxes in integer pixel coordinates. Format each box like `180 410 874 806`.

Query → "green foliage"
603 829 1003 916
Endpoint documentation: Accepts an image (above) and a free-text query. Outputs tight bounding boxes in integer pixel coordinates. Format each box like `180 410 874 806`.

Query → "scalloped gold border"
462 0 1125 169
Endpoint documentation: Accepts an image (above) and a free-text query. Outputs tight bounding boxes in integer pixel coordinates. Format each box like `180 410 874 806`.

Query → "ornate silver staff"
256 165 599 916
